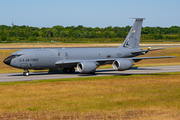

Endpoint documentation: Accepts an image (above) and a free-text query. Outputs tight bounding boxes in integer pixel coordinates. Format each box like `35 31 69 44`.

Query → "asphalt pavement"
0 65 180 82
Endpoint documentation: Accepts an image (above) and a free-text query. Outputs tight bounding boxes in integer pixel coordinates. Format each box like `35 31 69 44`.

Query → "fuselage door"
65 52 68 59
20 63 28 69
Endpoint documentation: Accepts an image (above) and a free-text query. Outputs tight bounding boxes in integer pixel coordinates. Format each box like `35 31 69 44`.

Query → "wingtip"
170 56 176 58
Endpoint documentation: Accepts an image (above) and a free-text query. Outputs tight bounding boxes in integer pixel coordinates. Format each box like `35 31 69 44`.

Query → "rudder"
119 18 144 49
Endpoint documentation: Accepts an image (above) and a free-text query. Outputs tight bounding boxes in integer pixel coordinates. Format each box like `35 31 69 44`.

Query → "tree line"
0 24 180 42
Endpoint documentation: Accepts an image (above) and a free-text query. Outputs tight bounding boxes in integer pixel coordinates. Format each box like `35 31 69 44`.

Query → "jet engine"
112 59 132 71
77 62 97 74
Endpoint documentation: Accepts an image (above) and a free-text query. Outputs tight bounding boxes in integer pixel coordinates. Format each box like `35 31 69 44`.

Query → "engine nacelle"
112 59 132 71
77 62 97 73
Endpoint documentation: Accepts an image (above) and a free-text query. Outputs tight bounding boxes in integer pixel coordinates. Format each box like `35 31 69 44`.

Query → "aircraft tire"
66 68 70 73
70 68 75 73
63 68 67 73
26 72 29 76
91 70 96 74
63 68 75 73
23 72 29 76
23 72 26 76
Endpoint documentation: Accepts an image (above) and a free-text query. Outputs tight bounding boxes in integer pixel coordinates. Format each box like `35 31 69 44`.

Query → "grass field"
0 73 180 119
0 46 180 73
0 43 180 119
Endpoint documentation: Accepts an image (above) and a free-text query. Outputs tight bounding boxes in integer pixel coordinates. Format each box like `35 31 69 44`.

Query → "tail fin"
119 18 144 49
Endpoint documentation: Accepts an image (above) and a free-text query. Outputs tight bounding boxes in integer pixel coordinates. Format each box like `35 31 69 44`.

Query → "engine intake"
112 59 132 71
77 62 97 73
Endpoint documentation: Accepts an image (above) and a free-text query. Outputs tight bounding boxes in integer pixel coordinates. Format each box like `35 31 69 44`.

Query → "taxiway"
0 65 180 82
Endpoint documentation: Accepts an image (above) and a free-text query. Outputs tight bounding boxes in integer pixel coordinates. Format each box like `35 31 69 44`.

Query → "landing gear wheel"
91 70 96 75
63 68 75 73
70 68 75 73
66 68 70 73
23 72 26 76
23 72 29 76
23 70 29 76
63 68 67 73
26 72 29 76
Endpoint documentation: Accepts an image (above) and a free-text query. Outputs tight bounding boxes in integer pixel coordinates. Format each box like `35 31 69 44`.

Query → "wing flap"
55 59 115 66
55 60 79 65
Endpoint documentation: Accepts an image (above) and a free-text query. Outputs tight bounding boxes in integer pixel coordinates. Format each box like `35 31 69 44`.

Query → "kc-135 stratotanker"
4 18 174 76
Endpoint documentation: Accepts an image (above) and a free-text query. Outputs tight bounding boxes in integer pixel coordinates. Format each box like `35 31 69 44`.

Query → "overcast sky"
1 0 179 28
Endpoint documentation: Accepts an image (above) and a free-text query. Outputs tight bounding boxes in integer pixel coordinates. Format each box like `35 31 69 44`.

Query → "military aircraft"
3 18 174 76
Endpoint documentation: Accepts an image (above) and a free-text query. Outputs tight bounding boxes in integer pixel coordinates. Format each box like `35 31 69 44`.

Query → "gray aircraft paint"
120 18 143 49
4 18 174 76
9 47 132 69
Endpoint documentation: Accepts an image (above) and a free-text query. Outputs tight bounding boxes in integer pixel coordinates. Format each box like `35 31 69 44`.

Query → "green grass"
0 72 180 119
1 43 180 119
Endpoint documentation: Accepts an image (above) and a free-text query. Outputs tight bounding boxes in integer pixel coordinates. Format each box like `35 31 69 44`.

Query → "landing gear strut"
23 69 29 76
63 68 75 73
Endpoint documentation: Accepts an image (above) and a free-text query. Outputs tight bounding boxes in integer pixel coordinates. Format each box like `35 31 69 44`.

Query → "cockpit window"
11 54 23 58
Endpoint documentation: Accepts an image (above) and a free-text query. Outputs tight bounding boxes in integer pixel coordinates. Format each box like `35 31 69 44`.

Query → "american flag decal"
132 30 135 33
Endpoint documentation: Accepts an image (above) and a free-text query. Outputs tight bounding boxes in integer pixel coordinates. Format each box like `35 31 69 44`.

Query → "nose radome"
3 56 15 65
3 58 11 65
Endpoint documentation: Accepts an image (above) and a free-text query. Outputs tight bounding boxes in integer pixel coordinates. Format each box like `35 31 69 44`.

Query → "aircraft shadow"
78 69 134 76
8 67 160 77
130 67 160 70
136 68 160 70
78 73 133 77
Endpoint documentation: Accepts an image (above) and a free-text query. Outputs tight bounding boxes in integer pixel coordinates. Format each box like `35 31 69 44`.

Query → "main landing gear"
23 69 29 76
63 68 75 73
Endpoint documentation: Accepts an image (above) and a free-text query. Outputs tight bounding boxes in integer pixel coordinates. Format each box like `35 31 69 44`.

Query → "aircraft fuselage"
5 47 138 69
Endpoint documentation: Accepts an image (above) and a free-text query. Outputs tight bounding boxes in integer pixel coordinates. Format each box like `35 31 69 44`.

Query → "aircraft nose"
3 56 15 65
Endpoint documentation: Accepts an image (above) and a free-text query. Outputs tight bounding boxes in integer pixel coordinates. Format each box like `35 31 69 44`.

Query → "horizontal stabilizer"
129 56 175 62
131 48 165 55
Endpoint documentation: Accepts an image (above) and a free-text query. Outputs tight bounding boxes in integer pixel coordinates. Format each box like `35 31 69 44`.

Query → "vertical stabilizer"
119 18 144 49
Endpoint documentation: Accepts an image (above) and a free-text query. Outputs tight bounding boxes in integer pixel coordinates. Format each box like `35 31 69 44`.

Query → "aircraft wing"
55 60 80 65
55 56 175 66
55 59 115 66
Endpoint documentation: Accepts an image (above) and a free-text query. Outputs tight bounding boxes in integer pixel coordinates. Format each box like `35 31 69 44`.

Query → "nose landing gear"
23 69 29 76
